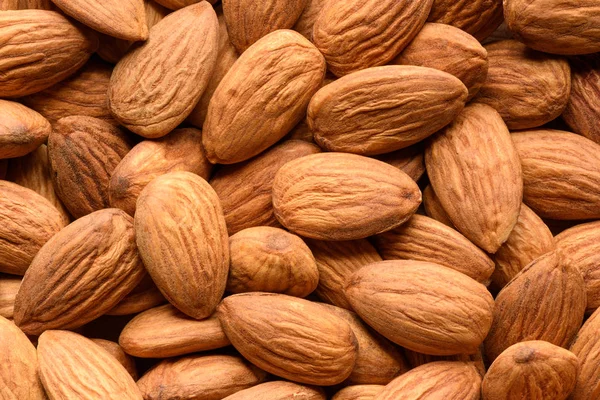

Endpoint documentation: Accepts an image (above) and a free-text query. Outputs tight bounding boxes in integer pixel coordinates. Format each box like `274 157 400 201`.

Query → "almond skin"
0 0 54 10
422 185 454 227
217 292 358 385
374 144 426 182
0 99 51 159
293 0 327 40
273 153 421 241
135 171 229 320
154 0 214 9
308 66 467 155
106 274 166 316
312 0 433 76
14 208 145 336
428 0 503 41
203 29 326 164
570 307 600 399
91 339 138 380
0 276 20 319
345 260 494 355
482 341 578 400
402 349 486 376
223 381 326 400
425 103 523 253
332 385 385 400
109 2 219 138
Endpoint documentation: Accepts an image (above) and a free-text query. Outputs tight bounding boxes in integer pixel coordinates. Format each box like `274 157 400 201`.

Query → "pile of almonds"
2 0 600 399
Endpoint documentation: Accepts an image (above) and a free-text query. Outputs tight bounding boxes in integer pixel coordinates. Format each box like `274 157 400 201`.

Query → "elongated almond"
0 99 51 159
223 381 326 400
428 0 503 41
570 307 600 399
91 339 138 380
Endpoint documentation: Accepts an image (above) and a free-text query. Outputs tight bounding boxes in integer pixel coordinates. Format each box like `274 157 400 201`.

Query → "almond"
91 339 138 380
374 144 425 182
106 275 166 316
154 0 213 9
428 0 503 41
223 381 326 400
0 99 51 159
570 307 600 399
332 385 385 400
0 0 54 9
293 0 327 40
203 30 325 164
403 348 486 376
422 185 454 227
0 276 20 319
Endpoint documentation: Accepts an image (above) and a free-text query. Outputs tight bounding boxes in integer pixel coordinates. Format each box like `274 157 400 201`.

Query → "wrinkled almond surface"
0 99 51 159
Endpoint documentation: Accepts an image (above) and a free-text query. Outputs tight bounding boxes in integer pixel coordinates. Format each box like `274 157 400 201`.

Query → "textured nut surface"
332 385 385 400
570 307 600 399
91 339 138 380
422 185 454 227
428 0 503 41
293 0 327 40
154 0 214 10
106 274 165 316
0 99 51 159
223 381 326 400
374 144 425 182
0 276 20 319
0 0 54 9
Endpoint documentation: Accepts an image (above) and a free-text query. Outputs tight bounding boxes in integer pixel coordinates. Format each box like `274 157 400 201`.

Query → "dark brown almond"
0 99 51 159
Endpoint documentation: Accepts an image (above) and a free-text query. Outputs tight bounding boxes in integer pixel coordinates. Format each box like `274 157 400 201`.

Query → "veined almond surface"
223 381 326 400
422 185 454 227
91 339 138 380
0 276 20 319
570 307 600 399
374 144 426 182
154 0 213 9
428 0 503 41
0 99 51 159
0 0 54 9
332 385 385 400
293 0 327 40
106 274 165 316
402 349 486 376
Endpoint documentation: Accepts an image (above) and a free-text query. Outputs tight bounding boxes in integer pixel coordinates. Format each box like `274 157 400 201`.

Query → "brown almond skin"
228 227 319 297
375 215 494 284
374 361 482 400
119 304 230 358
308 66 467 156
0 180 66 275
217 292 358 385
346 260 494 355
570 307 600 399
109 128 212 216
422 185 454 227
223 381 326 400
474 40 571 130
14 209 145 336
512 129 600 220
293 0 326 40
203 30 326 164
106 274 166 316
428 0 503 41
135 171 229 320
91 339 138 380
0 99 51 159
109 2 218 138
393 23 488 101
154 0 215 10
403 348 486 377
425 103 523 253
48 116 132 219
332 385 385 400
313 0 433 77
0 276 20 319
374 144 425 182
210 140 321 235
273 153 421 241
484 251 586 362
482 341 578 400
38 330 142 399
0 0 54 9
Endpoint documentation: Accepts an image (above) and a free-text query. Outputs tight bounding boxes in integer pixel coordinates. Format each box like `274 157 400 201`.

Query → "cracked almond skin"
570 308 600 399
484 251 586 362
0 180 66 275
425 103 523 253
313 0 432 77
374 144 425 182
217 292 358 385
273 153 421 241
106 274 166 316
203 30 325 164
474 40 571 130
14 208 145 336
137 354 267 400
375 361 482 400
332 385 385 400
38 330 142 400
48 116 132 219
109 128 212 216
374 214 494 284
393 23 488 101
0 10 98 97
504 0 600 55
428 0 502 41
0 276 20 319
0 100 51 159
512 129 600 220
119 304 230 358
308 66 467 156
109 2 218 138
210 140 321 235
135 171 229 320
223 381 326 400
91 339 138 380
482 341 578 400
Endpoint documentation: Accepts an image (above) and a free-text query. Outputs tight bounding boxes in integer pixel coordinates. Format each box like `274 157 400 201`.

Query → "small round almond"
0 100 51 159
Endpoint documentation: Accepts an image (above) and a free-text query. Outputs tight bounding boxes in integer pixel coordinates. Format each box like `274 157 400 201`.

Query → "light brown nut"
484 251 586 362
109 128 212 216
137 354 266 400
223 381 326 400
345 260 494 355
38 330 142 399
373 144 425 182
570 307 600 399
312 0 433 77
0 99 51 159
228 227 318 297
91 339 138 380
504 0 600 55
428 0 503 41
512 129 600 220
0 276 20 319
374 214 494 284
108 2 218 138
210 140 321 235
422 185 454 227
203 30 325 164
154 0 214 10
119 304 230 358
273 153 421 241
482 340 578 400
425 103 523 253
374 361 482 400
474 40 571 130
135 171 229 320
308 66 467 155
0 10 97 97
393 23 488 101
293 0 327 40
48 116 132 219
0 180 66 275
332 385 385 400
106 274 166 316
217 292 358 385
14 208 145 336
0 0 54 9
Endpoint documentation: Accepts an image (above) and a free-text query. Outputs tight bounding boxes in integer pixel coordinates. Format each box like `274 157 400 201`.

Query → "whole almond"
570 307 600 399
217 292 358 385
312 0 433 76
0 276 20 319
106 275 166 316
374 144 426 182
345 260 494 355
91 339 138 380
135 171 229 319
109 2 218 138
428 0 503 41
422 185 454 227
14 208 145 335
308 66 467 155
203 30 325 164
0 99 51 159
332 385 385 400
223 381 326 400
425 103 523 253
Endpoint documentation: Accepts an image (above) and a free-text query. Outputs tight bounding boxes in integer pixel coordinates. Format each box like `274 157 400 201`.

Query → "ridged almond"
0 0 54 9
422 185 454 227
91 339 138 380
223 381 326 400
332 385 385 400
154 0 214 9
374 144 426 182
0 99 51 159
106 275 165 316
293 0 327 40
570 307 600 399
0 276 20 319
427 0 503 41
